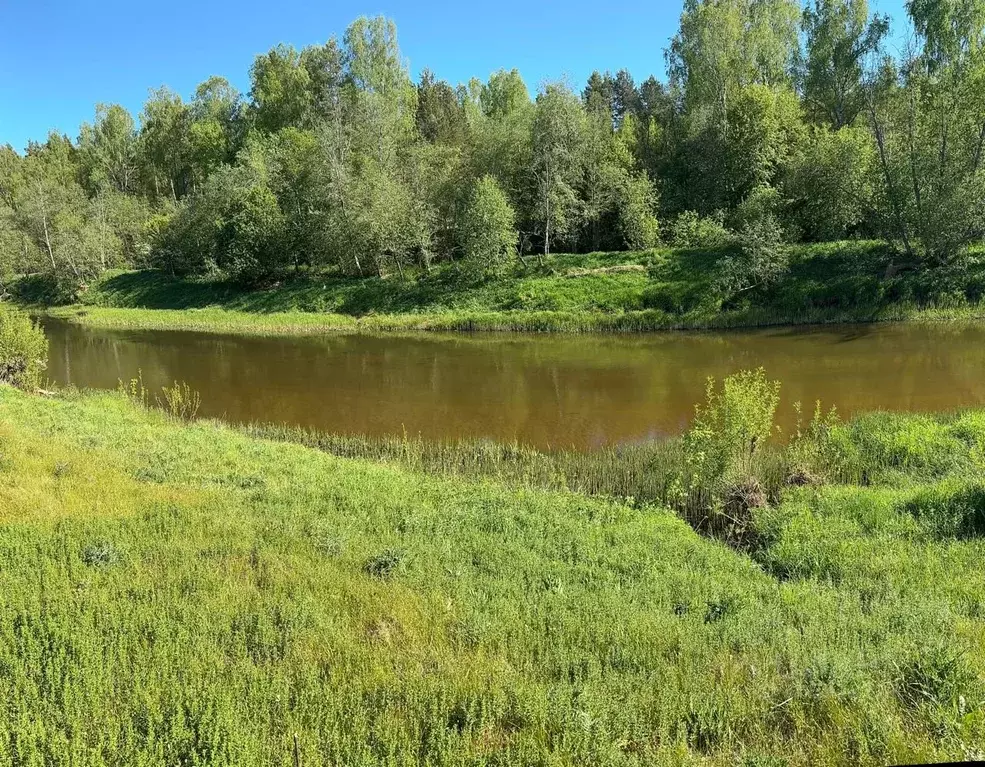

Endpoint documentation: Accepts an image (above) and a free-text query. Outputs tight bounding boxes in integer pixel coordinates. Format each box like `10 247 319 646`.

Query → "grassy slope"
25 241 985 335
2 388 985 764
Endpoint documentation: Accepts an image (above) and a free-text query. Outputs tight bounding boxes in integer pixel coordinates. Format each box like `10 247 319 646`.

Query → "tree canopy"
2 6 984 294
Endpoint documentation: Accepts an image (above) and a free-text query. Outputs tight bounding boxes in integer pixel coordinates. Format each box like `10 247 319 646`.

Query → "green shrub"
459 175 517 275
0 305 47 390
716 214 791 298
786 401 844 482
668 211 733 249
672 368 781 523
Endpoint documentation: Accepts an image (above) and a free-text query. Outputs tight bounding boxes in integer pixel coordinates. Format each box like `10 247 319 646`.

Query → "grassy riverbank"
21 240 985 335
3 385 985 764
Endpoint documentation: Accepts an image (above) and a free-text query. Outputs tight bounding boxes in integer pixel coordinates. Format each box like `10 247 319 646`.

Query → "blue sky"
1 0 909 152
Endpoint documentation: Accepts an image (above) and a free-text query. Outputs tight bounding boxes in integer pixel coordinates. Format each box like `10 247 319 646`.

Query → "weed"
159 380 201 422
364 548 407 579
81 541 121 568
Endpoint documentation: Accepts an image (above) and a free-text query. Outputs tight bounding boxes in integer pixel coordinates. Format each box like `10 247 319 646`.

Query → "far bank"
18 241 985 337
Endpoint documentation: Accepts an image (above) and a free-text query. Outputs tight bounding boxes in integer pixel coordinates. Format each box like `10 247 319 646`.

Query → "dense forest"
2 0 985 300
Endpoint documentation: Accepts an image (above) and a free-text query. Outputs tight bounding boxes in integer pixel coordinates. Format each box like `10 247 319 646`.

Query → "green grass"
3 386 985 764
18 241 985 335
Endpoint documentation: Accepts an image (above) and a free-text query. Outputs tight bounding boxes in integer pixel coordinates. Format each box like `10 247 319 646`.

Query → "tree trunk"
867 98 915 260
37 179 57 271
543 166 551 262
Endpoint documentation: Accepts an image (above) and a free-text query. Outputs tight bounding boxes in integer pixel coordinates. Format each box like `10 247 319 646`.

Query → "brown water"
40 319 985 449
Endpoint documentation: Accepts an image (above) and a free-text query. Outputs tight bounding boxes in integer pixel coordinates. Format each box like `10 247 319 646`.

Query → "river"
40 318 985 449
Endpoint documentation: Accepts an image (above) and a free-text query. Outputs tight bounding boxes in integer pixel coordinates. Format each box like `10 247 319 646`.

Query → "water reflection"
40 319 985 450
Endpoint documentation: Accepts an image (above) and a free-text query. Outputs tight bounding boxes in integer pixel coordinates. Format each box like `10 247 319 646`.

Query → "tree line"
1 1 984 297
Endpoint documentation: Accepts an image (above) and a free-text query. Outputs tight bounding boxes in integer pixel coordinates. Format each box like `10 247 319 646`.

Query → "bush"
668 211 732 249
786 401 844 482
0 306 47 390
672 368 781 522
458 175 517 275
716 213 791 298
728 185 784 234
618 172 660 250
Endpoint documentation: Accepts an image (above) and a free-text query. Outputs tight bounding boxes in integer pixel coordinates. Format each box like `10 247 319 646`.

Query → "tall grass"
0 304 47 388
1 386 985 763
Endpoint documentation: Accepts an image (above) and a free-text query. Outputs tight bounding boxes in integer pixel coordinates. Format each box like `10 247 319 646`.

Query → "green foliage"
668 211 733 249
668 0 801 114
787 400 844 481
0 305 46 389
459 175 517 273
716 211 791 297
3 384 985 763
617 172 660 249
532 81 586 256
78 104 140 195
786 125 876 241
867 1 985 265
800 0 889 128
672 369 781 519
3 9 984 290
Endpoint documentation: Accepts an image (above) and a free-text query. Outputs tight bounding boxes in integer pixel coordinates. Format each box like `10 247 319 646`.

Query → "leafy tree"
188 77 241 186
300 39 346 125
416 69 467 145
785 124 875 240
217 175 287 283
467 70 534 222
404 141 463 270
723 85 806 207
344 16 417 165
3 135 129 296
800 0 888 128
78 105 140 195
866 0 985 265
532 82 585 257
618 172 660 249
459 174 516 272
249 45 313 133
139 87 191 201
668 0 801 120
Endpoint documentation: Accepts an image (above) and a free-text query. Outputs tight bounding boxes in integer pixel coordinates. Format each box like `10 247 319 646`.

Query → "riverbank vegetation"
27 239 985 336
4 1 985 324
3 360 985 763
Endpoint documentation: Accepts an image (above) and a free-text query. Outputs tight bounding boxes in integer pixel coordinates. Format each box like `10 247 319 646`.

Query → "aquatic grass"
241 422 686 506
37 298 985 338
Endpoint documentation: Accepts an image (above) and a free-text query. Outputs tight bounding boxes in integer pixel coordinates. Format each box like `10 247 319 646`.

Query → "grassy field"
3 385 985 764
20 241 985 335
